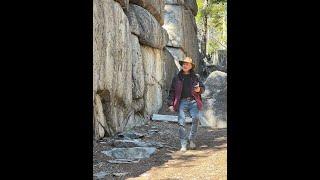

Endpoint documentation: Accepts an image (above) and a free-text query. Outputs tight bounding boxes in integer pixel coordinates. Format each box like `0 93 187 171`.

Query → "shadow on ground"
93 121 227 180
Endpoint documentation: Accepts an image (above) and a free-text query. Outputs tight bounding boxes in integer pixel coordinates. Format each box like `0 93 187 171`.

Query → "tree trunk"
201 0 208 56
203 14 208 55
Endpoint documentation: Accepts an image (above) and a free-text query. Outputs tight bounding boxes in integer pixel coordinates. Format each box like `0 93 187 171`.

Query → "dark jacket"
167 70 205 111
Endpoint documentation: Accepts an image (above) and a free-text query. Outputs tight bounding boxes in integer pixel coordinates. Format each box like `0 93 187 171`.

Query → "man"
167 57 205 151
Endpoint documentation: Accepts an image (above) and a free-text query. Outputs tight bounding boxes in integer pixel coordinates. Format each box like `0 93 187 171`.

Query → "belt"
181 97 194 101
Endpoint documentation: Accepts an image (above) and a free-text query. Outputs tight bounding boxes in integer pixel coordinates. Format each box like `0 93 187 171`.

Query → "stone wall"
163 0 200 72
93 0 200 139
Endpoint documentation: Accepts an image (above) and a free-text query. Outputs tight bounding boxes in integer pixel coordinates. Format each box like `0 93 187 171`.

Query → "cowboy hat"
179 57 195 69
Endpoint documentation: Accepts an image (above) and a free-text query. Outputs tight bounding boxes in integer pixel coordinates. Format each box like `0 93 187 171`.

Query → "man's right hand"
168 106 175 112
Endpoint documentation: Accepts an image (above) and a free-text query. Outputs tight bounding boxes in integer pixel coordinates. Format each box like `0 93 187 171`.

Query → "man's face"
182 62 192 72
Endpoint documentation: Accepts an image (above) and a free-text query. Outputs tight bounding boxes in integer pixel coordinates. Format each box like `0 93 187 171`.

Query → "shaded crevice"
96 89 115 136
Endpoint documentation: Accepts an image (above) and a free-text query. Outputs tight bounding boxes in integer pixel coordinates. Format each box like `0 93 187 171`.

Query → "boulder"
141 45 164 86
140 45 164 116
129 0 165 25
202 71 227 128
126 5 140 35
115 0 129 11
144 84 163 116
93 0 133 138
132 4 169 49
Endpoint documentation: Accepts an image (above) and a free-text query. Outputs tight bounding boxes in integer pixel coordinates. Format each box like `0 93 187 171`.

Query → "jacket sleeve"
199 80 205 94
167 76 176 106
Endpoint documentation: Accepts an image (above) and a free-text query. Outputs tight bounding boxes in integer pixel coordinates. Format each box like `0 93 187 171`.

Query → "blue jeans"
178 99 200 146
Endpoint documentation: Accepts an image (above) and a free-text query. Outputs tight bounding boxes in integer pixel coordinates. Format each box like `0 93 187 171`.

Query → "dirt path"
93 120 227 180
128 148 226 180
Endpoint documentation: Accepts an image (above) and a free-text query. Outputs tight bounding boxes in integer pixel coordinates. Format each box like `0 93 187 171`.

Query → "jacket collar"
178 70 196 80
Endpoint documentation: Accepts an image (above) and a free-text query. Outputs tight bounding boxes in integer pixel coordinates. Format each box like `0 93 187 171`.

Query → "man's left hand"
194 87 200 93
194 83 200 93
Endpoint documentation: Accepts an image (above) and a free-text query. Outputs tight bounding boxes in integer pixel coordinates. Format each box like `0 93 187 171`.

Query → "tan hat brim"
179 61 195 69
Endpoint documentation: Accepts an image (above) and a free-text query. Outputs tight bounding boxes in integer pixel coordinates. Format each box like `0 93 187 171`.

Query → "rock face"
158 47 178 113
129 0 165 25
163 5 184 47
165 0 184 5
202 71 227 128
131 34 144 99
126 5 140 36
93 0 201 139
165 47 185 70
184 0 198 16
93 0 132 101
182 9 199 71
125 113 146 130
162 48 178 90
141 45 164 115
94 94 109 138
131 4 168 49
163 1 200 72
115 0 129 11
93 0 133 137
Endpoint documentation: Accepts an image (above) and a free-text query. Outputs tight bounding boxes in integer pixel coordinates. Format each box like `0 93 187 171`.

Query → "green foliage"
207 40 220 54
196 0 227 55
195 0 205 22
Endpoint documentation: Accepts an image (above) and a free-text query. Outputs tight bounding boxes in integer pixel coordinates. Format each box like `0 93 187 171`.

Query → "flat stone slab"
107 159 140 164
151 114 192 123
114 139 164 148
102 147 157 159
93 171 109 179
